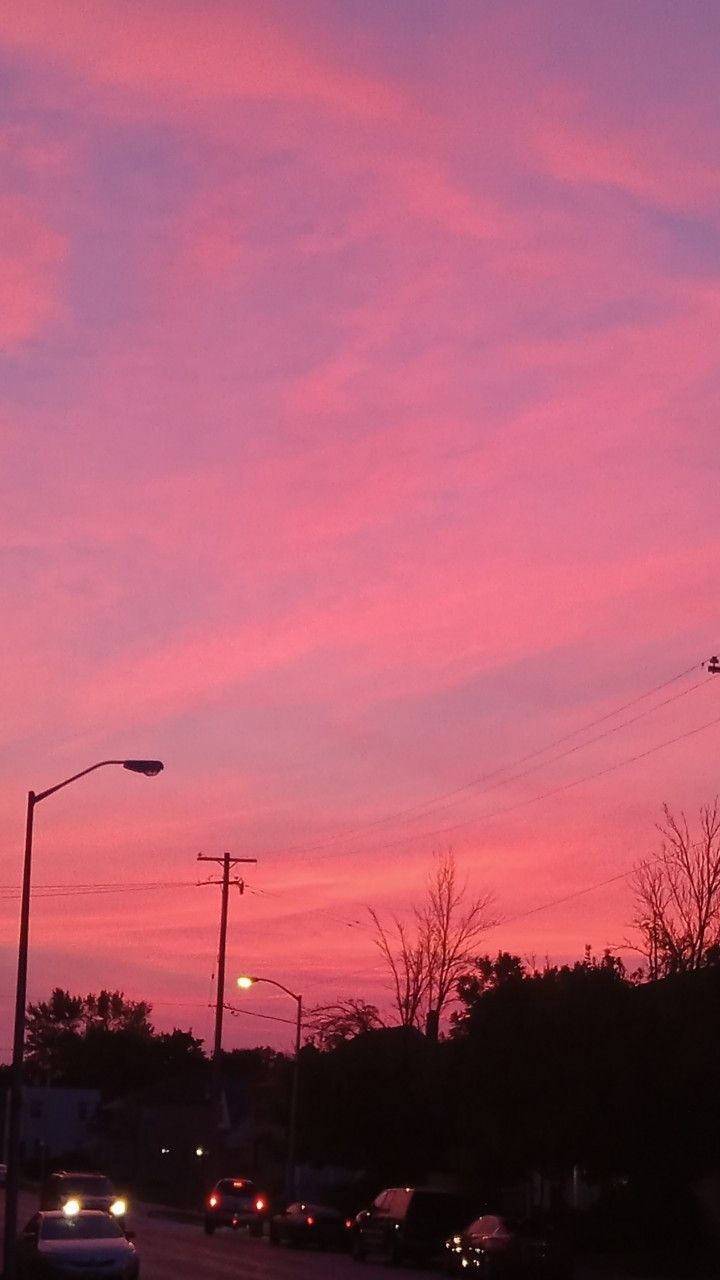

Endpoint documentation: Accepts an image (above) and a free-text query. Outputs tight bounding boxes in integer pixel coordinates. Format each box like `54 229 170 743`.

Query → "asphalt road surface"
3 1191 433 1280
2 1191 675 1280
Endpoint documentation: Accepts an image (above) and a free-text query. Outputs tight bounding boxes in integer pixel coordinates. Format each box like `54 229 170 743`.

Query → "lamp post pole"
236 975 302 1198
1 759 163 1280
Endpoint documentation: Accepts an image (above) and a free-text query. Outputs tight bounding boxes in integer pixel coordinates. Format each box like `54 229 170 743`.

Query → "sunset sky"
1 0 719 1055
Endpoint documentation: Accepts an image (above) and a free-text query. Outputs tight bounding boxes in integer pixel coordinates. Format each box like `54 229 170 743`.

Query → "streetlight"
2 759 164 1279
236 975 302 1197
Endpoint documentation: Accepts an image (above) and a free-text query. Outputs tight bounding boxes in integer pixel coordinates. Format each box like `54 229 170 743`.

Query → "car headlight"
63 1200 81 1217
110 1199 127 1217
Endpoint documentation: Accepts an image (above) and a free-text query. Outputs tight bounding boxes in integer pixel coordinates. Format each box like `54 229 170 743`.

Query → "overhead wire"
353 707 720 856
0 658 715 973
257 658 710 858
0 880 197 900
224 1003 296 1027
313 673 713 851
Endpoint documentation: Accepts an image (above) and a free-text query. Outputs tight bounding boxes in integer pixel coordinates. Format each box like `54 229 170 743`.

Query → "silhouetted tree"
630 800 720 978
369 849 493 1035
448 949 638 1184
304 999 385 1050
24 988 204 1097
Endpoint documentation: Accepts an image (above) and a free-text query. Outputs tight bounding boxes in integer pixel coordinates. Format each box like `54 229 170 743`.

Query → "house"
18 1085 101 1162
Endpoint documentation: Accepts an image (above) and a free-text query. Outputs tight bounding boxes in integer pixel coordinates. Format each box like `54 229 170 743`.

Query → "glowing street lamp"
236 974 302 1196
2 759 164 1279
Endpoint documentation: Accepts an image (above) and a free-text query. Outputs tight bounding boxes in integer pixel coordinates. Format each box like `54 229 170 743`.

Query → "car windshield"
41 1217 123 1241
59 1176 113 1196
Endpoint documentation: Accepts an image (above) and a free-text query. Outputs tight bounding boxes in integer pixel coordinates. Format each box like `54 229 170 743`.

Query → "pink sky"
1 0 719 1055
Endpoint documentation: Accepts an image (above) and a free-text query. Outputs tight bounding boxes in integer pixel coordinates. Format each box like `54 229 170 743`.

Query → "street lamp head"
122 760 164 777
237 975 257 989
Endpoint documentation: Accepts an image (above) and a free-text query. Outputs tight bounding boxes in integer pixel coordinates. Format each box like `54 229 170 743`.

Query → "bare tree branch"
303 998 385 1051
369 849 494 1035
629 800 720 978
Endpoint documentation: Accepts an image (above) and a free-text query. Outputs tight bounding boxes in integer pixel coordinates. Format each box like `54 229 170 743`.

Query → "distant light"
160 1147 170 1156
63 1200 80 1218
306 1216 315 1226
237 976 255 990
208 1195 218 1208
255 1198 265 1212
232 1180 245 1189
195 1146 206 1157
110 1199 126 1218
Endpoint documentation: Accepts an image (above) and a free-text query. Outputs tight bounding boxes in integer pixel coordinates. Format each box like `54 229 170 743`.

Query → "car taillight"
345 1219 353 1229
306 1216 315 1226
208 1195 218 1208
255 1197 265 1212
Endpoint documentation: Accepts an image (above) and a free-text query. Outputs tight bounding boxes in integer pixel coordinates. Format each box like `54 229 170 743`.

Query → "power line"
336 674 713 846
0 880 197 900
224 1003 296 1028
257 657 710 859
495 870 634 927
346 707 720 857
242 882 369 930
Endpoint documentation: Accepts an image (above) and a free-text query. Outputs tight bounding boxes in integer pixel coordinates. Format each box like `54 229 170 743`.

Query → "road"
3 1191 433 1280
2 1191 691 1280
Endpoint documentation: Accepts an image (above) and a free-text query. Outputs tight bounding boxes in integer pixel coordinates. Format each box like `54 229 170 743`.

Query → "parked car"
269 1201 354 1250
443 1211 573 1278
352 1186 479 1266
17 1210 138 1279
203 1177 269 1235
40 1171 128 1223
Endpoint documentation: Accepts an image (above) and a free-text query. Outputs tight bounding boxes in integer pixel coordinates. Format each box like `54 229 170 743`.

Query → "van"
352 1185 477 1265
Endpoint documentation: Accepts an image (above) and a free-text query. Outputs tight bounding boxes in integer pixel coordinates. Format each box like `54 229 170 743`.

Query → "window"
386 1189 410 1217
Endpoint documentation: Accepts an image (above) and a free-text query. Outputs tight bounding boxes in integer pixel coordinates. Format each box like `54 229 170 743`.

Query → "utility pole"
198 851 256 1171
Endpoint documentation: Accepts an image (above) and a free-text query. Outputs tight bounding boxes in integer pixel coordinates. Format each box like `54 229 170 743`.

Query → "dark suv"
204 1177 269 1235
41 1171 128 1222
352 1186 478 1266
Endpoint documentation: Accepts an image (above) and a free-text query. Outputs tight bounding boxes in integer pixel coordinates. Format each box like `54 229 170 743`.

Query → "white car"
17 1210 139 1279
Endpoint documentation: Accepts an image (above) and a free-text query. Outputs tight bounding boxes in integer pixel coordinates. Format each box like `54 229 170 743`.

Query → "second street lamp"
1 758 164 1280
236 975 302 1197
